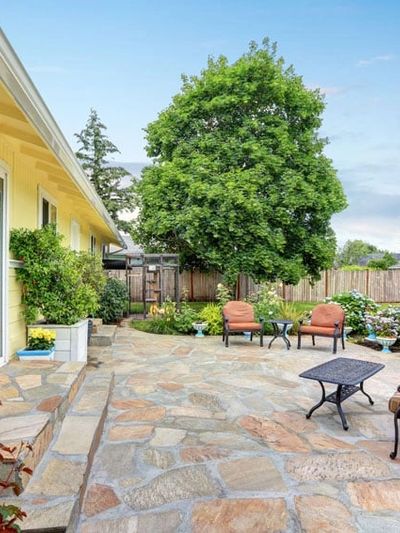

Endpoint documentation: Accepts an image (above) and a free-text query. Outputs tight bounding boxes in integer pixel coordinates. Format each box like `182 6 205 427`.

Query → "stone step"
0 361 87 491
89 325 117 347
8 371 114 532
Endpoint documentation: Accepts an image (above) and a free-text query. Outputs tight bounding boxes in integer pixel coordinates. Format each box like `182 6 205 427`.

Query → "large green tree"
75 109 135 232
134 40 347 284
336 240 379 266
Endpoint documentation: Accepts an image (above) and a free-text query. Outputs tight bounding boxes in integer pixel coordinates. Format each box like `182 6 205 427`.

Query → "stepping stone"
347 479 400 511
192 498 288 532
295 495 356 532
124 465 221 510
52 416 99 455
37 395 63 412
0 413 49 441
83 483 120 517
115 406 166 422
111 398 154 410
109 424 154 441
287 452 390 481
150 428 186 447
180 446 230 463
218 456 286 492
143 448 175 469
97 443 136 478
26 458 86 496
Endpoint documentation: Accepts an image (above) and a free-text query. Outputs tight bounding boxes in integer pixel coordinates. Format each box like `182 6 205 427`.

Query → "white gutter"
0 28 124 246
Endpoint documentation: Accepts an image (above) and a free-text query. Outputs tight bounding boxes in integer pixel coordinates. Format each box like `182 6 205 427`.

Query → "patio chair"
297 303 345 354
222 301 264 347
389 387 400 459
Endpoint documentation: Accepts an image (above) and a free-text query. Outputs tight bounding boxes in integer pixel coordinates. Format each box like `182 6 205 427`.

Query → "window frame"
70 219 81 251
38 186 58 229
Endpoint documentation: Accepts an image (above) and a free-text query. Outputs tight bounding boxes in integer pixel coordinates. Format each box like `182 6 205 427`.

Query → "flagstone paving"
78 326 400 532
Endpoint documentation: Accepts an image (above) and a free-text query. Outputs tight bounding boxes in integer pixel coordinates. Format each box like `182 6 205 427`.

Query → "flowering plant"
366 307 400 338
27 328 56 351
246 283 282 322
325 289 378 334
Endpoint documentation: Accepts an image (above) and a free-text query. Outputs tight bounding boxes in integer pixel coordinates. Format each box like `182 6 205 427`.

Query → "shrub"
366 306 400 337
278 302 307 335
325 289 378 334
98 278 128 323
199 303 223 335
174 301 199 334
9 226 100 325
216 283 232 308
246 283 282 322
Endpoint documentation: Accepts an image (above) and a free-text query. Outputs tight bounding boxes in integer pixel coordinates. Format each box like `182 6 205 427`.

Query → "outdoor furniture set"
222 300 398 460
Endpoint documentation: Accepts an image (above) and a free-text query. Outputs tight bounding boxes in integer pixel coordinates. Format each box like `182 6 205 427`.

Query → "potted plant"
366 308 400 353
10 226 105 363
17 327 56 360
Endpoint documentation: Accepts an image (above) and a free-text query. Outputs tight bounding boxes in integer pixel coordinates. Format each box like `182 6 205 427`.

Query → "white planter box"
28 319 88 362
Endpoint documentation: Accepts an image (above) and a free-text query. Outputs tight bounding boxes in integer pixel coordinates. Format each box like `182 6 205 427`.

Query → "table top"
299 357 385 386
269 319 294 325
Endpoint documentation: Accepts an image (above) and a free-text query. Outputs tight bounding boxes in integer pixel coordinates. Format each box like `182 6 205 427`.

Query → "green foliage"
278 301 307 334
133 38 347 285
247 283 282 322
368 252 397 270
75 252 106 296
9 226 100 325
325 289 378 334
98 278 128 323
336 240 379 266
199 303 223 335
215 283 232 308
174 301 199 333
340 265 368 271
75 108 136 232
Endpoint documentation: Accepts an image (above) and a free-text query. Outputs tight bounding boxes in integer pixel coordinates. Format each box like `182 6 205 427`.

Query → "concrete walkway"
79 325 400 532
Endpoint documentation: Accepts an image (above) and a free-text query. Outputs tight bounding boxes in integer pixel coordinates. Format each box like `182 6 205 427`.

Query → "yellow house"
0 30 124 364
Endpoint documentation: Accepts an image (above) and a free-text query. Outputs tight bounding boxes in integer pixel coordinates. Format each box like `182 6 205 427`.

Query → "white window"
89 234 97 254
38 187 57 228
70 220 80 251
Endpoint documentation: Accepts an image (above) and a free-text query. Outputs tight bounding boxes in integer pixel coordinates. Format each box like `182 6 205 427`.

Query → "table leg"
360 381 374 405
282 324 291 350
335 384 349 430
268 322 279 349
306 381 326 419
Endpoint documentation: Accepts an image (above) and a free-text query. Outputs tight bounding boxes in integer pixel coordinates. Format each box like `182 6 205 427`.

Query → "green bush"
10 225 99 325
174 301 199 334
325 289 378 334
199 303 223 335
246 283 282 322
98 278 128 323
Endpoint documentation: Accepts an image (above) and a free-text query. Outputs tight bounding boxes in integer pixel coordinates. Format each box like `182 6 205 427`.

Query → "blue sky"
1 0 400 249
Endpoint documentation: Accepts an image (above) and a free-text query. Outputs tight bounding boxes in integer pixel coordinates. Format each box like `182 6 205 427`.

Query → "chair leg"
333 336 337 354
390 407 400 459
297 332 301 349
250 332 253 342
341 333 345 350
222 330 225 342
260 329 264 347
225 331 229 348
312 335 315 346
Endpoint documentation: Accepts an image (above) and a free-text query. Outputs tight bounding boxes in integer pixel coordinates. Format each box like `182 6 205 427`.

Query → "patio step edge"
10 371 115 532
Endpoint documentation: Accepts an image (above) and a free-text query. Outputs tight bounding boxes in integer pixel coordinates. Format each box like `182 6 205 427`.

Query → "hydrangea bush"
325 289 378 334
366 307 400 338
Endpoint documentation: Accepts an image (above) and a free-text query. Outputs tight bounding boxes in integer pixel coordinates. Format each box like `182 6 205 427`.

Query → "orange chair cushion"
228 322 262 331
223 301 255 323
311 304 344 329
300 325 337 336
389 392 400 413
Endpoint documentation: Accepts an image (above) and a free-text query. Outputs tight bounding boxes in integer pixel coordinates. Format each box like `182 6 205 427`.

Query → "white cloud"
28 65 68 74
357 54 394 67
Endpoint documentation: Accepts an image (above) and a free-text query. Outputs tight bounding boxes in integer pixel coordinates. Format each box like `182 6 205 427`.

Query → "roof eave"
0 29 124 246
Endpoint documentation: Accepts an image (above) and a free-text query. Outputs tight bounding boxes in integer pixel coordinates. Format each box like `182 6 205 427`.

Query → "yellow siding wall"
0 135 109 359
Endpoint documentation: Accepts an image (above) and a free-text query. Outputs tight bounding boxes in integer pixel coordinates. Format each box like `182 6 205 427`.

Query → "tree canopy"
133 39 347 284
75 109 135 232
336 240 379 266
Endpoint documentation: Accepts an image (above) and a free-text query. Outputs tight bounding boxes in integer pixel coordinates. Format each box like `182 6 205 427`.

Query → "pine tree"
75 109 135 232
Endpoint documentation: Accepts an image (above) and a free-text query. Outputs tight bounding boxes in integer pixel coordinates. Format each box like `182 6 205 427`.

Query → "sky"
1 0 400 250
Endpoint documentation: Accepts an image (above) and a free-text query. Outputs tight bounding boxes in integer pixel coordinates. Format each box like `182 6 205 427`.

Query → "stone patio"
73 325 400 532
2 325 400 531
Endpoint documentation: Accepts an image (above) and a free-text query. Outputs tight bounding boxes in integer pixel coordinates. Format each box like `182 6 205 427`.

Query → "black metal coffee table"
299 357 384 430
268 319 293 350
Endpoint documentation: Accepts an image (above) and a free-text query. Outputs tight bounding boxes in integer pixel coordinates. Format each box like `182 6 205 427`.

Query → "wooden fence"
106 268 400 303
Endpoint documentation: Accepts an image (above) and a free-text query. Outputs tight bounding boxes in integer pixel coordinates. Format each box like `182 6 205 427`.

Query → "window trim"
89 233 97 254
38 186 58 228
